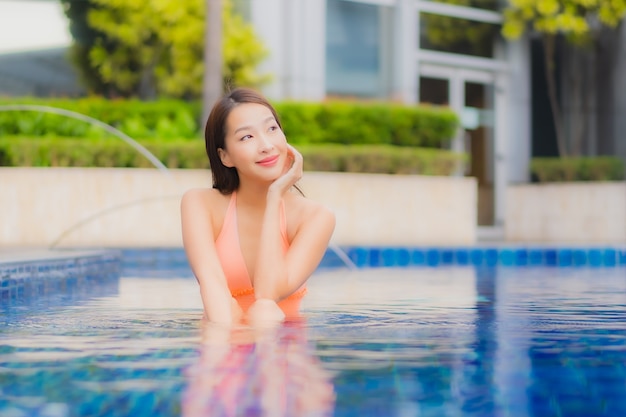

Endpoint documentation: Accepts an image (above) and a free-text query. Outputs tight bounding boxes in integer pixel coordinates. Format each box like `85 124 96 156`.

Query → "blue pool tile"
426 249 440 267
470 250 483 266
545 249 558 266
369 248 381 267
572 250 587 266
500 250 515 266
455 249 469 266
381 248 397 267
485 249 499 266
411 249 426 266
558 249 573 267
514 249 528 266
396 249 410 267
603 249 617 267
588 249 602 267
441 250 454 265
335 245 626 269
348 248 368 268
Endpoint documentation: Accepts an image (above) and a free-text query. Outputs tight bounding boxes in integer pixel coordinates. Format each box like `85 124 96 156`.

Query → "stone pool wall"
506 182 626 243
0 168 477 247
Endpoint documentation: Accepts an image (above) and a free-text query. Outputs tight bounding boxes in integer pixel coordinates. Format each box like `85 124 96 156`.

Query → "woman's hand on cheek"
269 145 303 196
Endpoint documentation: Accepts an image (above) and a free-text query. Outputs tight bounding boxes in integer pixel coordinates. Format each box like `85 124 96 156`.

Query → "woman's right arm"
180 189 239 324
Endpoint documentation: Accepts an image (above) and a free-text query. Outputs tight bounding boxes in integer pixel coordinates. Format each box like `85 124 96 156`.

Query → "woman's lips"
257 155 279 167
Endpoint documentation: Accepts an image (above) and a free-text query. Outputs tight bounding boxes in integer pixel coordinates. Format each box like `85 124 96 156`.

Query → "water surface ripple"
1 267 625 417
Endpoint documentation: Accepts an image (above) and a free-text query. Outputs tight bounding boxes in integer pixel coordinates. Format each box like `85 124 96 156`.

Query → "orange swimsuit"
214 191 306 317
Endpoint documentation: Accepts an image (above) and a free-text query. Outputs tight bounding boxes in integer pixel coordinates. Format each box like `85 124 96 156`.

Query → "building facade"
2 0 622 232
249 0 532 230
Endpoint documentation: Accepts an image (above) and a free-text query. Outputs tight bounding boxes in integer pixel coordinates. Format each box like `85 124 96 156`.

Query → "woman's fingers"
288 144 303 166
269 145 303 195
287 144 303 179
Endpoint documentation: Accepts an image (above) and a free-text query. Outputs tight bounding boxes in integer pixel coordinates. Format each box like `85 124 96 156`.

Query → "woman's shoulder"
284 193 335 243
181 187 230 213
286 193 335 226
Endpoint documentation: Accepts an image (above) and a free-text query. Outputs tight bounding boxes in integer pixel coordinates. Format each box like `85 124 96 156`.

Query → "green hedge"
299 145 465 175
274 101 458 147
0 137 208 169
0 137 465 176
0 97 458 147
0 98 201 139
531 157 625 182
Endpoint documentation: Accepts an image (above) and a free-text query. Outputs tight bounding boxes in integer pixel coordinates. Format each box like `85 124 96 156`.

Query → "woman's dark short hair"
204 88 282 194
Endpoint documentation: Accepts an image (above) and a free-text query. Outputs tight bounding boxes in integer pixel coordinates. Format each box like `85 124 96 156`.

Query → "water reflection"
183 320 335 417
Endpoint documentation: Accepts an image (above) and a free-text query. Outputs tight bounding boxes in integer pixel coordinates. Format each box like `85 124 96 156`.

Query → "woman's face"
218 103 289 183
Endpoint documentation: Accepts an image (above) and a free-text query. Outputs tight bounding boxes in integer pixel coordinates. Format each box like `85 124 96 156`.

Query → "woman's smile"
257 155 280 167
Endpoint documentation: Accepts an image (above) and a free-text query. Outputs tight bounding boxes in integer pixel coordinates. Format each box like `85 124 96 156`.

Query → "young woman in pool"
181 88 335 325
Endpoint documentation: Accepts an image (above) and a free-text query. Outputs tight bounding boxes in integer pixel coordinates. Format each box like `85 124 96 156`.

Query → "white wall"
0 168 477 248
506 183 626 242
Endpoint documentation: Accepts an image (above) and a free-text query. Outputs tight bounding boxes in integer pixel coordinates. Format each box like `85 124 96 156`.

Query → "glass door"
419 65 497 226
464 79 495 226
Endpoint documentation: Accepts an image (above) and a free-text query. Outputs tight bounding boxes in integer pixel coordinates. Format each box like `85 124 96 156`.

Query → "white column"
493 71 508 226
250 0 325 101
505 38 530 183
393 0 417 103
250 0 285 99
450 72 465 176
288 0 326 100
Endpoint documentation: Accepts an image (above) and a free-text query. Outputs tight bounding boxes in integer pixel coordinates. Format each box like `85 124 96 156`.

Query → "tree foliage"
61 0 117 95
502 0 626 42
502 0 626 157
64 0 269 99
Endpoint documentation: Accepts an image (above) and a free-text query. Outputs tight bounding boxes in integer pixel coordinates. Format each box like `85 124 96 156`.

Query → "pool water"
1 261 625 417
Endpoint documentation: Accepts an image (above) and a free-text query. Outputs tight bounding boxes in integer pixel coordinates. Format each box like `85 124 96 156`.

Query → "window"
419 12 501 58
423 0 504 12
326 0 389 97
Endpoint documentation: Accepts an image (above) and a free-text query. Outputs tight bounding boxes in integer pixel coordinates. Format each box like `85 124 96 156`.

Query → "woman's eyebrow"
233 116 275 135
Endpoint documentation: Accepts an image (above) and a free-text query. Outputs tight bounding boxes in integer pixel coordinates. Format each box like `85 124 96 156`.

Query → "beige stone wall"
0 168 477 247
505 182 626 242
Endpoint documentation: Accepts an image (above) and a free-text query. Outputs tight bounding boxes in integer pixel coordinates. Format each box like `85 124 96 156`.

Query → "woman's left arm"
282 204 336 297
255 201 335 301
252 146 335 301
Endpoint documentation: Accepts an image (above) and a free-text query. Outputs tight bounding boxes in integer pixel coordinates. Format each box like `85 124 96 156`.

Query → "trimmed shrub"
531 157 625 182
298 145 465 175
0 137 465 176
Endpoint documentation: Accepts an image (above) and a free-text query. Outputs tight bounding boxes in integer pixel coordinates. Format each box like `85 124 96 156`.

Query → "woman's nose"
258 134 274 152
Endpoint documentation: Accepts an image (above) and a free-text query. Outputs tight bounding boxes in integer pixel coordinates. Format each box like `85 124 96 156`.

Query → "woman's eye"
240 134 252 141
269 125 278 132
